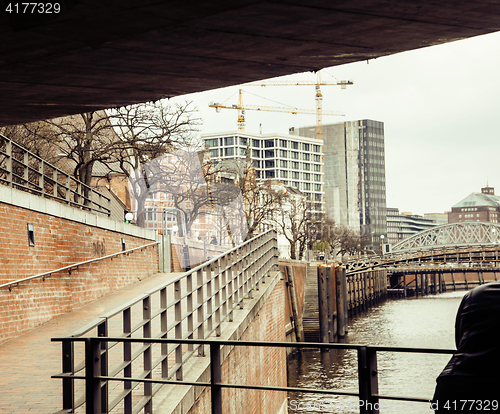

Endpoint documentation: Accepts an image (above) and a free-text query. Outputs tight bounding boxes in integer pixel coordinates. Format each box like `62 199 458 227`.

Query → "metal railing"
0 241 158 291
51 336 455 414
52 229 279 413
0 134 111 216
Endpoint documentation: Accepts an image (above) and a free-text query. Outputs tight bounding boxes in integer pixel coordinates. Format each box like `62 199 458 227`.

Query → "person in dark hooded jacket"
432 282 500 412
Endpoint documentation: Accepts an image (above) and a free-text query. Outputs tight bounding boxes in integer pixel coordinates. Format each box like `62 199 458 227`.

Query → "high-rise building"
201 131 325 215
293 120 387 251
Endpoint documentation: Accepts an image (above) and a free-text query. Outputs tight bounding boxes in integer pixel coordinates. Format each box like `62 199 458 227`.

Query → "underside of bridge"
2 0 500 126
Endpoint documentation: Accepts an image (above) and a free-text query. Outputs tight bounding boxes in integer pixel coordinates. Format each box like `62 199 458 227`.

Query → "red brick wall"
187 279 287 414
0 202 158 343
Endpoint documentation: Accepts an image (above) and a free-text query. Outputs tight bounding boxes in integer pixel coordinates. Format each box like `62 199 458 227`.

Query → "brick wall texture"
187 279 288 414
0 202 159 343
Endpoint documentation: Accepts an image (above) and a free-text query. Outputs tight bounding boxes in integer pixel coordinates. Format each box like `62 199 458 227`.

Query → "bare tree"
109 101 201 226
269 190 309 260
216 157 286 241
0 122 57 162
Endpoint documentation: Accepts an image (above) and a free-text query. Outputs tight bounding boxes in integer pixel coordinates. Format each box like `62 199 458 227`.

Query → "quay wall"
279 260 307 343
0 186 158 343
303 263 387 343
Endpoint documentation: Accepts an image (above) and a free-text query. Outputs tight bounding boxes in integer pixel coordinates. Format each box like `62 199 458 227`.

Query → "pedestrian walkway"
0 271 185 414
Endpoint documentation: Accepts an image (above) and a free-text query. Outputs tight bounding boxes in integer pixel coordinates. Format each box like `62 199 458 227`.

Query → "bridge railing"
51 229 279 413
0 134 111 216
51 336 454 414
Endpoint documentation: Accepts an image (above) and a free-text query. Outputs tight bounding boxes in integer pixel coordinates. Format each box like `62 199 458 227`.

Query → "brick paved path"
0 272 184 414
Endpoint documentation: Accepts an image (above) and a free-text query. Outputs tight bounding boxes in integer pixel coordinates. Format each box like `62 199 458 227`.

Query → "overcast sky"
173 31 500 216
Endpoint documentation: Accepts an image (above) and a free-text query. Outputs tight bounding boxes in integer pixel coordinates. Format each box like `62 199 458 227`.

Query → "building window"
291 151 299 159
265 160 275 168
239 147 246 156
280 139 288 148
239 137 247 145
224 137 234 145
292 171 300 179
313 154 321 162
210 148 218 157
205 138 218 147
252 160 260 168
252 149 260 158
314 184 321 191
313 164 321 172
280 170 288 178
265 150 274 158
280 150 288 158
303 143 310 151
304 182 311 190
303 163 310 171
265 170 275 178
302 153 310 161
225 147 234 156
303 173 310 181
314 174 321 182
252 139 260 148
291 161 299 169
291 141 299 149
280 160 288 168
264 140 274 148
313 145 320 153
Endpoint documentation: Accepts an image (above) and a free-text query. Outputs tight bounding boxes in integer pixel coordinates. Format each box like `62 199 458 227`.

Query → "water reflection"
288 291 466 413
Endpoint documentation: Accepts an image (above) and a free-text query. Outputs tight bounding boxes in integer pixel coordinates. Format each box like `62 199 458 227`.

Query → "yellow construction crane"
243 72 353 140
209 88 345 136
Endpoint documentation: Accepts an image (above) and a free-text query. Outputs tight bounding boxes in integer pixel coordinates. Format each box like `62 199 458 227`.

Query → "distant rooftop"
453 187 500 208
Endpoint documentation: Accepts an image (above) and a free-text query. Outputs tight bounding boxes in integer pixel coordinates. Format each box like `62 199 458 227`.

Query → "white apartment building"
201 131 324 216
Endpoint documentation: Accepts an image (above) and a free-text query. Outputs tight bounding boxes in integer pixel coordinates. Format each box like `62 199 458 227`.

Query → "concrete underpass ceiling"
1 0 500 126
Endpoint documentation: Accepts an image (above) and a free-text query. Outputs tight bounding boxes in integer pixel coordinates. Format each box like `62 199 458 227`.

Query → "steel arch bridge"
391 221 500 253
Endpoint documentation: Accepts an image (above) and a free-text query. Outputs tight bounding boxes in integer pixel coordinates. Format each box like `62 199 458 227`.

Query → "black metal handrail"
51 230 279 414
51 336 455 414
0 134 111 215
0 241 158 291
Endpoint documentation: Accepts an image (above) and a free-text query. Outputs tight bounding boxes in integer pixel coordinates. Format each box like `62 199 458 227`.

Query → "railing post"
143 295 153 413
197 268 205 356
123 307 132 414
98 321 109 413
85 338 101 414
210 343 222 414
358 346 379 414
187 272 194 348
62 339 74 411
5 139 12 186
175 280 183 380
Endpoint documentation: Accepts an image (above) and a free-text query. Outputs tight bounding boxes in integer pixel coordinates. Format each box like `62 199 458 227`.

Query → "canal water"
287 291 467 413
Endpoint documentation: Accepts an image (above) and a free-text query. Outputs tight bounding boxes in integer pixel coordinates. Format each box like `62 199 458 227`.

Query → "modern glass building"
294 120 387 251
201 131 324 215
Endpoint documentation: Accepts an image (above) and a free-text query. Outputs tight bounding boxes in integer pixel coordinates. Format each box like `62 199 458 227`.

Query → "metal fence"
51 335 454 414
0 134 110 216
52 229 279 413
